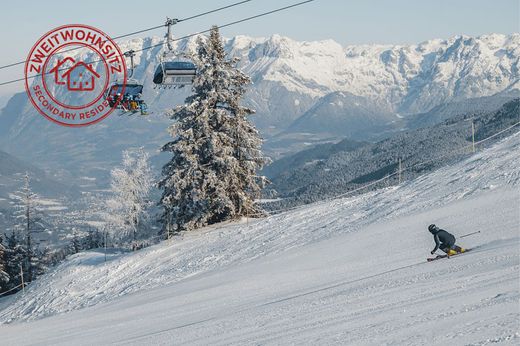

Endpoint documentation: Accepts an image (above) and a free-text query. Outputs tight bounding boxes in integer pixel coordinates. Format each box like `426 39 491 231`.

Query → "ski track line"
112 262 424 343
202 260 518 345
144 255 518 345
184 256 519 345
113 239 519 344
113 259 441 344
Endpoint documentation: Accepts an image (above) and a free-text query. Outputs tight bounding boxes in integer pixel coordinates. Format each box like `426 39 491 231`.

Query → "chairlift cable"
0 0 254 71
177 0 252 22
133 0 316 55
0 0 316 87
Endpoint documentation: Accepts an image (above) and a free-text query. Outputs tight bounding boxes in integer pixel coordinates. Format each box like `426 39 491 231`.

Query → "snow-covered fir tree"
70 230 82 254
84 227 104 250
10 172 45 282
3 230 26 292
159 25 270 235
0 236 9 292
107 148 154 247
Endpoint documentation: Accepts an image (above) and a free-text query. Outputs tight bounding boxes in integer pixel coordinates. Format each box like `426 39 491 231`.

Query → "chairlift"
153 18 197 88
153 59 196 87
105 50 148 115
106 82 148 115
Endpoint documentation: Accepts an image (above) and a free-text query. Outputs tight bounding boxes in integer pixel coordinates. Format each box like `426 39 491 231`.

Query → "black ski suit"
431 229 456 253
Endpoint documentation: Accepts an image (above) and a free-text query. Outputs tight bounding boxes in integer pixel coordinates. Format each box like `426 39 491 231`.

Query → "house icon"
49 57 76 85
60 62 101 92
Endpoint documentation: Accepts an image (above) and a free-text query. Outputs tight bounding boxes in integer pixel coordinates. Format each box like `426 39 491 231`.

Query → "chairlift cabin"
153 60 196 87
152 17 197 88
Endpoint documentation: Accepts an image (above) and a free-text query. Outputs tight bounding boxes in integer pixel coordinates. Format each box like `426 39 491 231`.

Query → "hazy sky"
0 0 518 96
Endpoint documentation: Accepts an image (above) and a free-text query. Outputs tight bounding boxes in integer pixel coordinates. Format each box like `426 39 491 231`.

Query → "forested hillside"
264 99 519 210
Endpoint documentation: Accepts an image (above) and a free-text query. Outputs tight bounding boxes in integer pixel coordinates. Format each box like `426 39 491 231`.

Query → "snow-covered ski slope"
0 133 519 345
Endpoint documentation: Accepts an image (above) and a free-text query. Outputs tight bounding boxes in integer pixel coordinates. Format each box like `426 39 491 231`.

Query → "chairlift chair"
152 17 197 89
106 82 147 115
153 59 196 87
105 50 148 115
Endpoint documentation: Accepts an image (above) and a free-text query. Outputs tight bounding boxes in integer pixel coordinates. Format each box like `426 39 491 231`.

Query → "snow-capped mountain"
0 33 517 184
230 33 520 127
8 32 520 130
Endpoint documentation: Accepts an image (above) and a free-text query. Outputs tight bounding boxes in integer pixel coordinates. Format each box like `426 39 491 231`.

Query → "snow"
16 33 520 113
238 33 519 114
43 206 68 211
256 198 283 203
83 220 106 228
0 133 518 345
29 198 61 206
2 33 517 176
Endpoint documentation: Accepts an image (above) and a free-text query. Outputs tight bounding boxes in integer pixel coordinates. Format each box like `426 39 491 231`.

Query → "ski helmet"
428 224 437 233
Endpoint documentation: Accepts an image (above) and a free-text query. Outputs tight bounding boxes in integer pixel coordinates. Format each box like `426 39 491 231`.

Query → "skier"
428 224 466 256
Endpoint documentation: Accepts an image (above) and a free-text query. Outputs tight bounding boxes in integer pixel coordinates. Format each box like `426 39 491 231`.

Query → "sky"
0 0 518 96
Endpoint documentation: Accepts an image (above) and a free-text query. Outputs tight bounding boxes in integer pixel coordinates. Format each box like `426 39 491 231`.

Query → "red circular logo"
24 24 127 127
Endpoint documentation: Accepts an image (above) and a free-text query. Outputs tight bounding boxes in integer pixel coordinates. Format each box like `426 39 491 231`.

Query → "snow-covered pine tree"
4 230 26 292
159 25 270 235
70 230 82 254
0 236 9 292
107 148 153 247
11 172 44 282
84 227 103 250
31 246 49 278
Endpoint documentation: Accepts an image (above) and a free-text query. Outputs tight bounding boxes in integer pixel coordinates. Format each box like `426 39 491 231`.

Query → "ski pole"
460 230 481 238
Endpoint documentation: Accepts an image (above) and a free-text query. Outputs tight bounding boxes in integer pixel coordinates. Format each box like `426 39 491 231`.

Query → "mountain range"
0 33 518 187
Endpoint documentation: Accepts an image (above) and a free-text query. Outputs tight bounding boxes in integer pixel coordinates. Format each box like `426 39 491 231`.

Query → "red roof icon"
61 62 101 92
48 57 76 85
